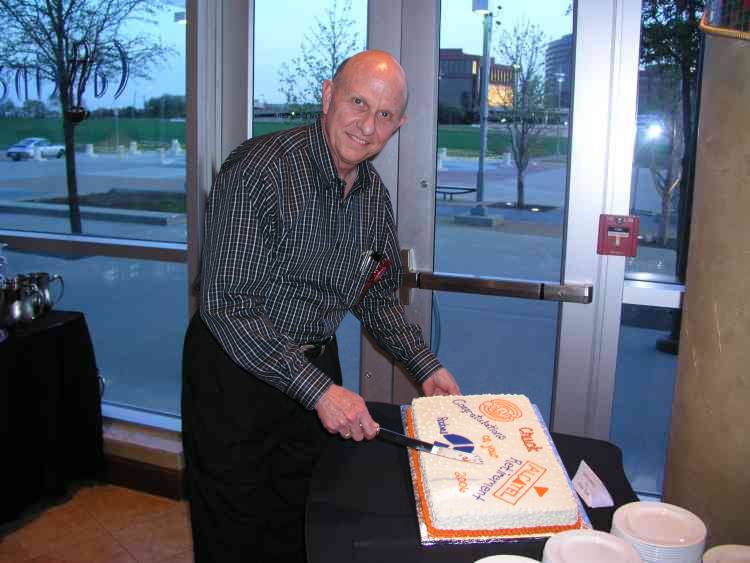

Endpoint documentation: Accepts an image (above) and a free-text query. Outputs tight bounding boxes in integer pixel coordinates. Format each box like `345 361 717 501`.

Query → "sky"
1 0 572 110
254 0 572 104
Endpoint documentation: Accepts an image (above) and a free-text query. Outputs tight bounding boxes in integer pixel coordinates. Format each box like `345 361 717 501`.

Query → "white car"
6 137 65 161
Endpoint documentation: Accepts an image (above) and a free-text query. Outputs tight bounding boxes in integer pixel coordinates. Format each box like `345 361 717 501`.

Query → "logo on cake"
492 460 548 505
434 417 475 454
479 399 523 422
434 432 475 454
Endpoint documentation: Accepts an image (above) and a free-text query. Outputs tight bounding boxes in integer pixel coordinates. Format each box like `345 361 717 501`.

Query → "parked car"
6 137 65 161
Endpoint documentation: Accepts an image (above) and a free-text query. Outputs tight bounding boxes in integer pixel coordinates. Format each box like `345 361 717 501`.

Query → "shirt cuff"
406 347 444 384
286 361 334 410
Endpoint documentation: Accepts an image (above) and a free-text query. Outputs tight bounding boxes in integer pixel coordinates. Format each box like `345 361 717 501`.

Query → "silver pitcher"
0 277 42 327
25 272 64 315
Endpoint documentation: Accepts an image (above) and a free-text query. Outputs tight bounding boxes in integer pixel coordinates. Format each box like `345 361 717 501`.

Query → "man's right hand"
314 385 379 441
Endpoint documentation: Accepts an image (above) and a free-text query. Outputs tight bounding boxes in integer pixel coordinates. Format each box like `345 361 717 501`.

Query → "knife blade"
376 426 483 464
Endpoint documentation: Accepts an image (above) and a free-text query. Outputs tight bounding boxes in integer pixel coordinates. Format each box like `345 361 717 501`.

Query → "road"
1 151 668 213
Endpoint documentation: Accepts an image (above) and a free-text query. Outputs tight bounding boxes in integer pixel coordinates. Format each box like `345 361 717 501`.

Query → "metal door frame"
361 0 644 439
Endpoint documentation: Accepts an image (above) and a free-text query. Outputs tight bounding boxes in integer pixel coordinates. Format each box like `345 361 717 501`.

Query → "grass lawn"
1 117 186 151
35 189 186 213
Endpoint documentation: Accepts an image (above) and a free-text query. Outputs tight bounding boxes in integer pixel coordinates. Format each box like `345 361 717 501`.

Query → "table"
306 402 638 562
0 311 104 525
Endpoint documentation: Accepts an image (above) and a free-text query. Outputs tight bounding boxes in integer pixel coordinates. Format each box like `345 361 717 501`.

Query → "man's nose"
358 112 376 135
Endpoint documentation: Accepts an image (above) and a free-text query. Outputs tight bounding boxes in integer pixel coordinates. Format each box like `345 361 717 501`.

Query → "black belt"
299 336 333 359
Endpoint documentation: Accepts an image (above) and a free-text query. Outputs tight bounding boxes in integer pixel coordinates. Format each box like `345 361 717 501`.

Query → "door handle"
399 249 593 304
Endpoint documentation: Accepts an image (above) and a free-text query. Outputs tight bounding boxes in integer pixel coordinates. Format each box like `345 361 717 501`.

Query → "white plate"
473 556 540 563
704 545 750 562
612 502 706 548
542 529 642 563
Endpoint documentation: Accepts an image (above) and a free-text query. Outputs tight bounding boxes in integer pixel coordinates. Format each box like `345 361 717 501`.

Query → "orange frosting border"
404 407 583 540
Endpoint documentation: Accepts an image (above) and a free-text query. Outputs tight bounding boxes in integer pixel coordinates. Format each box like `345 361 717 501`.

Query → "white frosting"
411 394 579 532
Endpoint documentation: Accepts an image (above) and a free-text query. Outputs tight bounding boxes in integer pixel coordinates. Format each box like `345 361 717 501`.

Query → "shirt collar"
308 118 373 194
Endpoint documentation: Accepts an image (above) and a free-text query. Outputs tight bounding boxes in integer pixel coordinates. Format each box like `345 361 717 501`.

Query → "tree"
21 99 48 118
0 0 173 233
640 0 704 245
0 99 14 116
144 94 186 119
278 0 362 108
495 19 547 209
637 66 683 245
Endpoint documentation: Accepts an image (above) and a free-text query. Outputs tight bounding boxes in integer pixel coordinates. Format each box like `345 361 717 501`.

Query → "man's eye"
353 97 363 105
380 111 390 119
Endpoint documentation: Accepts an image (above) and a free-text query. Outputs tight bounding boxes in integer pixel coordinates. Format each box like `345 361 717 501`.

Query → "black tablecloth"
306 402 637 562
0 311 104 525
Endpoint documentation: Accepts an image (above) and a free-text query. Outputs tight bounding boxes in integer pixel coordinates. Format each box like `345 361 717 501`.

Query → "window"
610 0 702 496
0 1 188 419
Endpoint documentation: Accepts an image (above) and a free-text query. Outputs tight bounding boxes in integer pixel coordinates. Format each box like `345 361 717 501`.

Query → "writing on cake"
451 398 507 440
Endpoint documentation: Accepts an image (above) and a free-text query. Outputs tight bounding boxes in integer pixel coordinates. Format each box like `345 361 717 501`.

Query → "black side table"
0 311 104 525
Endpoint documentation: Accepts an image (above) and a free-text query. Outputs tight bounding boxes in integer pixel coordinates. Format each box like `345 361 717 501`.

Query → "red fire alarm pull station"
597 214 639 257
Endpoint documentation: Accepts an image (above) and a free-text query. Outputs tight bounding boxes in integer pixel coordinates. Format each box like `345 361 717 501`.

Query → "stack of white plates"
542 529 643 563
703 544 750 562
473 556 539 562
611 501 707 562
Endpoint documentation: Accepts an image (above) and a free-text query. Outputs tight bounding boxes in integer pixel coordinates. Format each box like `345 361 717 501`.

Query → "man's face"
321 60 407 179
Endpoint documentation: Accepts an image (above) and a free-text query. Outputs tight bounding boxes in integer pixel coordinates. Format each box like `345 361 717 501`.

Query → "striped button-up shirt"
200 119 442 409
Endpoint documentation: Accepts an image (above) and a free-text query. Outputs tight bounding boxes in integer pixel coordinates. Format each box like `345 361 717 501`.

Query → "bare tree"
640 0 704 247
278 0 362 109
495 19 547 209
637 66 684 245
0 0 173 233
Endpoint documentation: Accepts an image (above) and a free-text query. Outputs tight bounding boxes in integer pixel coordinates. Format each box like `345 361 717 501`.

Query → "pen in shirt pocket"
359 249 384 275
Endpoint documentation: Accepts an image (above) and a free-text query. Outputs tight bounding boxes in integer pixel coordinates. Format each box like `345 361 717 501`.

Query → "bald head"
332 50 408 117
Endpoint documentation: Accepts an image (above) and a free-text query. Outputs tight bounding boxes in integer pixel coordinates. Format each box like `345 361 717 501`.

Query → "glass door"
427 0 575 419
361 0 644 438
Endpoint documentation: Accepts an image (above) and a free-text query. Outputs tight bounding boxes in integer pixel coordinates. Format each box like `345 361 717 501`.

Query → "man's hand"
421 367 461 397
314 385 380 441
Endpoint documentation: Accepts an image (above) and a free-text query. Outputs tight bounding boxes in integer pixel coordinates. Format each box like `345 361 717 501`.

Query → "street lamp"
473 1 495 211
555 72 564 156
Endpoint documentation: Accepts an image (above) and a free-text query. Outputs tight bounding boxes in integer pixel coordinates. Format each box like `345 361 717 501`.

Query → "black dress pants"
181 313 342 563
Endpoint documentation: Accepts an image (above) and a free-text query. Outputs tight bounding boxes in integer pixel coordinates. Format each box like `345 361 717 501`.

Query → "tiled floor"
0 484 193 563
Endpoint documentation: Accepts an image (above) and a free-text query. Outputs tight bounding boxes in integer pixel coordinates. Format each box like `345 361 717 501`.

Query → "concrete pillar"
662 34 750 547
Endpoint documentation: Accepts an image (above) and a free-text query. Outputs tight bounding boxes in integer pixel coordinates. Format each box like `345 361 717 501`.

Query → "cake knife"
376 427 484 464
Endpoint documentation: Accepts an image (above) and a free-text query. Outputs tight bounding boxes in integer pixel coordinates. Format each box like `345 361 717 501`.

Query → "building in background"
438 48 514 123
544 33 572 112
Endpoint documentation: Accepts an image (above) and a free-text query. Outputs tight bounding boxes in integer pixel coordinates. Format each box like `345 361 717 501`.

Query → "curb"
0 200 184 225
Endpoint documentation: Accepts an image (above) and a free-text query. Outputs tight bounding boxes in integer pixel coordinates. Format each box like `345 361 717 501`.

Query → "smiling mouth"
347 133 369 146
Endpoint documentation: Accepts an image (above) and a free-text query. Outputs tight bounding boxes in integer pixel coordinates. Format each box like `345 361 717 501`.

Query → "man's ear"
397 114 408 129
321 80 333 114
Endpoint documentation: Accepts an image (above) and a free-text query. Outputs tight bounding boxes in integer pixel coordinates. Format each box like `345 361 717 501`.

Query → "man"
182 50 459 562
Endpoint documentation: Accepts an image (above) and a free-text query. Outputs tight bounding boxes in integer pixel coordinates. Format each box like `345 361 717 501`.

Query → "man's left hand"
421 367 460 396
